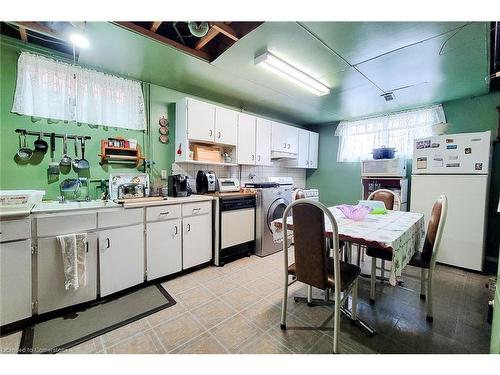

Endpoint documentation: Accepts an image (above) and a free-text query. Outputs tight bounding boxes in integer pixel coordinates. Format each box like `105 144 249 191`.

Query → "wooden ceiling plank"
212 22 239 41
114 22 211 61
194 27 220 50
19 26 28 42
12 22 63 40
150 21 162 33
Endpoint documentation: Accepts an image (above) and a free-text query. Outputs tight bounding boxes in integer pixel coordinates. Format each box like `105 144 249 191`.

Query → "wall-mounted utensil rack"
15 129 92 141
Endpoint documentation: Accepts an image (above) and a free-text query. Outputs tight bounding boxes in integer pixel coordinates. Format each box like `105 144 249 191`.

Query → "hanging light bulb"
69 33 90 49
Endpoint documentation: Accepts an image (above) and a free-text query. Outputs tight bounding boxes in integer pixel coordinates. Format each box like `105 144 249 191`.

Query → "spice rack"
99 138 143 166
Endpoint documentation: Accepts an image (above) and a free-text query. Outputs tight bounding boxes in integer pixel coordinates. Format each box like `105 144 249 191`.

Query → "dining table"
271 205 426 287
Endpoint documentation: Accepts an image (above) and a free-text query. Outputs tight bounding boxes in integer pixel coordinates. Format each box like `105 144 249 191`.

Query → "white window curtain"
334 105 445 162
12 52 146 130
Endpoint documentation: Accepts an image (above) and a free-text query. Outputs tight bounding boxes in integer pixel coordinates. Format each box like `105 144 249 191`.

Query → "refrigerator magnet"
416 157 427 169
445 138 454 143
475 163 483 171
448 155 459 161
465 147 471 154
431 157 443 167
446 144 457 150
446 162 460 167
431 143 440 148
416 140 431 149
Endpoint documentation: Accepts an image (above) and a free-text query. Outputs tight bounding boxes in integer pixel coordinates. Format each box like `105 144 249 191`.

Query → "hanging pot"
372 146 396 160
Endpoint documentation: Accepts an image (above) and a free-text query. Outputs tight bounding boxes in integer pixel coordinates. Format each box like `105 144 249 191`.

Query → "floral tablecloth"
271 206 426 286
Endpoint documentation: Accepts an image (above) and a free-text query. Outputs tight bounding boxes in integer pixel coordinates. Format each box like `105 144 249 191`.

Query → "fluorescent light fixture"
69 33 90 49
255 52 330 96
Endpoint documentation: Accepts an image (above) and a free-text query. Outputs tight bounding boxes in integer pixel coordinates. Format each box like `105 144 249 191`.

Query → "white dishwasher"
216 195 256 266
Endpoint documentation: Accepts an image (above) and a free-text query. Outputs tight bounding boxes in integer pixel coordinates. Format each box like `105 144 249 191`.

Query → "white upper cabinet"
237 113 257 165
297 128 310 168
215 107 238 146
255 118 272 166
186 98 216 143
271 121 299 154
308 131 319 168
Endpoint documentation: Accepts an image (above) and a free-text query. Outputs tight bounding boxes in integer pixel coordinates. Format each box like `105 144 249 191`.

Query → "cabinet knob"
251 154 255 161
105 238 110 249
209 129 213 137
174 225 178 235
217 131 221 138
287 143 290 149
159 211 170 215
257 155 261 161
187 223 191 232
283 142 287 149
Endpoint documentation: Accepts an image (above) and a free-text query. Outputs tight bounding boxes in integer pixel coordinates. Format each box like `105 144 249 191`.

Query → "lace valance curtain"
12 52 146 130
334 105 445 162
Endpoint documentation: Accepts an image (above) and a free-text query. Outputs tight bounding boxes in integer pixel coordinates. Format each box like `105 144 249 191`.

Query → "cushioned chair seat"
288 260 361 291
408 251 430 269
366 246 393 261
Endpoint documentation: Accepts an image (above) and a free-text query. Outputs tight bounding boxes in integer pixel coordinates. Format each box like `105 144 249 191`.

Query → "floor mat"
19 284 175 354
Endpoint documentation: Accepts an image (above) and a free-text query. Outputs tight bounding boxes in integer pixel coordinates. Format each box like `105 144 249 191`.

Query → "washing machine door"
267 198 289 231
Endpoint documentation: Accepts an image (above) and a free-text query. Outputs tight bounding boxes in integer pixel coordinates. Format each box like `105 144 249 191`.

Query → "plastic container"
372 146 396 159
0 190 46 213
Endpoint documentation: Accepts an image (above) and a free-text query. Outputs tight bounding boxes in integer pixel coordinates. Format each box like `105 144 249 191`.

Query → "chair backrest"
422 195 448 263
367 189 401 211
282 200 341 292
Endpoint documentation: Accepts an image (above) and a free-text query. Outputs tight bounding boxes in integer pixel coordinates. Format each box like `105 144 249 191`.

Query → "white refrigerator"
410 130 492 271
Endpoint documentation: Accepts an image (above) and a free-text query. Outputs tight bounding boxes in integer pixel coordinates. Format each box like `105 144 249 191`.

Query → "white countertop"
120 195 214 208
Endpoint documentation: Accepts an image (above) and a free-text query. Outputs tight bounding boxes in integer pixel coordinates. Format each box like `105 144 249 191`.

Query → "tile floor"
0 250 493 354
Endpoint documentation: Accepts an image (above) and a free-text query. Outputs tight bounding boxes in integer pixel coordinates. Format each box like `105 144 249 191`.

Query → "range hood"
271 151 297 159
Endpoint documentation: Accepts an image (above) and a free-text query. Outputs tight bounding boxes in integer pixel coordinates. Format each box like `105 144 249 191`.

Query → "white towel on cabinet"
57 233 87 290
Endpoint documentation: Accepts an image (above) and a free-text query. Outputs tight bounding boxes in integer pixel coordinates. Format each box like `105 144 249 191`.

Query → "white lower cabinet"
146 219 182 280
182 213 212 269
37 233 98 314
99 224 144 297
0 239 32 325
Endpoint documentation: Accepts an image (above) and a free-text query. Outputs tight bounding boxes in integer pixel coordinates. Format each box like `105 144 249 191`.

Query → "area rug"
18 284 175 354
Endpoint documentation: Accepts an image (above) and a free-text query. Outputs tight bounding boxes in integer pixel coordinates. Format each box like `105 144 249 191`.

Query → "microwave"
361 158 407 177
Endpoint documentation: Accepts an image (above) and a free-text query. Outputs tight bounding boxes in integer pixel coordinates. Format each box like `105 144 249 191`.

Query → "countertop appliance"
361 158 406 177
117 183 145 200
213 194 256 266
196 170 217 194
109 173 149 200
245 177 293 257
293 188 319 202
217 177 240 193
410 130 492 271
168 174 190 197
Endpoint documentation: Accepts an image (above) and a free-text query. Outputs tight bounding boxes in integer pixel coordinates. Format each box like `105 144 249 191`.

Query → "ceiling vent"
381 92 395 101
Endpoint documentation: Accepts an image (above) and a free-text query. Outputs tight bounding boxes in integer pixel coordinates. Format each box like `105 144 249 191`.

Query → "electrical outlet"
161 170 168 179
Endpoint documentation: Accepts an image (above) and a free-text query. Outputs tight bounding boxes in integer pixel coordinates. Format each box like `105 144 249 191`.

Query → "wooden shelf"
175 160 238 167
100 139 143 166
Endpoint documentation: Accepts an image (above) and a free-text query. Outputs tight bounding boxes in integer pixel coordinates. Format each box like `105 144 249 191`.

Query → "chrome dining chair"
407 195 448 322
280 199 361 354
365 189 401 304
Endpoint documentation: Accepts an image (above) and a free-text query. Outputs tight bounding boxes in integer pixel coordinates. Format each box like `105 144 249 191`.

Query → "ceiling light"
381 92 395 101
69 33 90 49
255 52 330 96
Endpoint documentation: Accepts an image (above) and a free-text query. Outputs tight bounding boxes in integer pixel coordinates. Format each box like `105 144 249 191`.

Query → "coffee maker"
168 174 191 197
196 170 217 194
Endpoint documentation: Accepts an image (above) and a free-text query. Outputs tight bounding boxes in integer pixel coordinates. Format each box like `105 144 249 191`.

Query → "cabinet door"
0 239 32 325
146 219 182 280
255 118 272 166
37 233 97 314
215 107 238 146
296 128 310 168
183 214 212 269
285 125 299 154
237 113 256 165
99 224 144 297
308 131 319 168
271 121 288 152
187 98 215 142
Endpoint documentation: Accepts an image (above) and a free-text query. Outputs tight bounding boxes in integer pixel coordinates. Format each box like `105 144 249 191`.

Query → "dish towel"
57 233 88 290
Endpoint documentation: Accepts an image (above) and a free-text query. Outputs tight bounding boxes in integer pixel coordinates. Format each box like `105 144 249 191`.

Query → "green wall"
306 91 500 272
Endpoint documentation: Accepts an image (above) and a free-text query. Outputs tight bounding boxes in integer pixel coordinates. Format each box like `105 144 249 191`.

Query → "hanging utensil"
60 134 72 167
77 137 90 170
17 133 33 161
47 132 60 181
72 136 80 171
34 131 48 152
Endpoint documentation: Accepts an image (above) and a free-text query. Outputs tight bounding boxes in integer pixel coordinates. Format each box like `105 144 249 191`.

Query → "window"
334 105 445 162
12 52 146 131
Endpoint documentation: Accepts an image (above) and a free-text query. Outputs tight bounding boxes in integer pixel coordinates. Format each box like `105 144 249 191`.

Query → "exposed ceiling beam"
150 21 162 33
194 27 220 50
19 26 28 42
114 22 211 62
211 22 239 41
11 22 65 41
